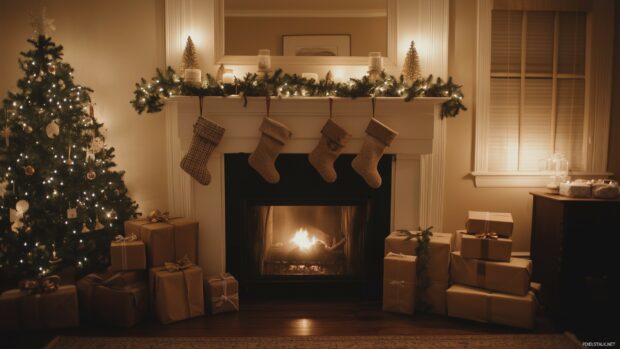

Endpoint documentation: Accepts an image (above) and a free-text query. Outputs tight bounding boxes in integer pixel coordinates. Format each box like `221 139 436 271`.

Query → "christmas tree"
0 13 138 282
402 41 422 85
182 36 199 71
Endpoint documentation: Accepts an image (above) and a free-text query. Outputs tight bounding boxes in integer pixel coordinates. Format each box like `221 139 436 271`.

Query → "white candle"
301 73 319 81
222 69 234 84
368 52 383 72
183 68 202 85
258 49 271 72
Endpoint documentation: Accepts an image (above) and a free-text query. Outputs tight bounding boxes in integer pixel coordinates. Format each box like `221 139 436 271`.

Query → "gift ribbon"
19 275 61 295
476 260 487 289
467 231 498 260
147 209 170 223
114 233 138 270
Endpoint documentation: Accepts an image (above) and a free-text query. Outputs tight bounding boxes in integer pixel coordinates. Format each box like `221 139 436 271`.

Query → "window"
474 0 614 187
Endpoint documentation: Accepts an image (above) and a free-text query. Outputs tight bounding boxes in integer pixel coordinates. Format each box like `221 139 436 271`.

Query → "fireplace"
225 154 392 300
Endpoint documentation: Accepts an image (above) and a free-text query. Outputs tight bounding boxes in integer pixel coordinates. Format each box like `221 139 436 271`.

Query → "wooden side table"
530 192 619 336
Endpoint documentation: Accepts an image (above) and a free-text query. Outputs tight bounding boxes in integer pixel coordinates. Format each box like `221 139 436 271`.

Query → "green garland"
396 226 433 313
131 68 466 118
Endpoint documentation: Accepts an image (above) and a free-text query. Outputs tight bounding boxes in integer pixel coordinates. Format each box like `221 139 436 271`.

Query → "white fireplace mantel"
164 96 448 275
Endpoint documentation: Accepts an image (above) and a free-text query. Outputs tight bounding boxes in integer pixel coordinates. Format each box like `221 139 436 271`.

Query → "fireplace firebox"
225 154 392 300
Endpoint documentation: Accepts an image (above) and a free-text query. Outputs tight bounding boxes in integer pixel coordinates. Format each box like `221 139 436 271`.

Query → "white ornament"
90 137 104 153
0 180 8 197
10 199 29 233
45 119 60 138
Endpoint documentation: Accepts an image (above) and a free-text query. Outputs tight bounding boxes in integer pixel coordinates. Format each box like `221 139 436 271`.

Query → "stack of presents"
383 211 538 329
0 213 239 329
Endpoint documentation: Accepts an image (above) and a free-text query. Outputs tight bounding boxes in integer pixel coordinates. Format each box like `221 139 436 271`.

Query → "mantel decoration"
130 68 467 118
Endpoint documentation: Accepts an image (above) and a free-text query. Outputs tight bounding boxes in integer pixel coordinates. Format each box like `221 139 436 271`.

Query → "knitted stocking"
351 118 398 188
180 117 225 185
248 117 292 184
309 119 351 183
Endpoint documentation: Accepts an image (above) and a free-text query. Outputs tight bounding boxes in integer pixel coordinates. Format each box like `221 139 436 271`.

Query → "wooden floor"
3 301 559 349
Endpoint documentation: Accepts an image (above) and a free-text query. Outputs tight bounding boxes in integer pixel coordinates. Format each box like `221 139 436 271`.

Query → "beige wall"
609 3 620 181
0 0 168 214
225 17 387 56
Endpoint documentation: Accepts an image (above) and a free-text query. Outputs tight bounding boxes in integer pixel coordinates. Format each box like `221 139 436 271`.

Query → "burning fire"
289 228 319 251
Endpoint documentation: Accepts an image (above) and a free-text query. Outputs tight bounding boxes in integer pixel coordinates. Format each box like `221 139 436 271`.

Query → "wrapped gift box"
384 231 452 283
110 238 146 271
450 252 531 296
382 252 417 315
150 263 204 324
0 285 79 330
592 180 619 199
456 230 512 262
559 180 591 198
125 217 198 267
205 273 239 314
446 284 537 329
77 270 147 327
466 211 513 238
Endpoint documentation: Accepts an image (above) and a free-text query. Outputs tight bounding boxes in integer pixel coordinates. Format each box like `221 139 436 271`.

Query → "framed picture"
282 35 351 57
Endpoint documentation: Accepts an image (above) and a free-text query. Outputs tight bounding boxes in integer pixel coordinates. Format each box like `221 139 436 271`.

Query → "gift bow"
147 209 170 223
472 232 498 240
114 233 137 243
19 275 61 294
164 255 193 272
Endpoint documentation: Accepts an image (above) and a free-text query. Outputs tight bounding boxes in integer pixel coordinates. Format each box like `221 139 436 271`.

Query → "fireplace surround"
225 154 392 299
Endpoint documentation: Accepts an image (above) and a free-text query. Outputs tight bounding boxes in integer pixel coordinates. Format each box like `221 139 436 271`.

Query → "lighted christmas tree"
402 41 422 85
0 12 137 281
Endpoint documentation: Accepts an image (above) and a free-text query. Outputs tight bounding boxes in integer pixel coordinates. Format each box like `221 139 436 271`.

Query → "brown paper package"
110 240 147 271
450 252 532 296
0 285 79 330
382 253 417 315
384 231 452 283
455 230 512 262
206 273 239 314
125 218 198 267
446 284 537 329
466 211 513 238
150 265 204 324
77 270 147 327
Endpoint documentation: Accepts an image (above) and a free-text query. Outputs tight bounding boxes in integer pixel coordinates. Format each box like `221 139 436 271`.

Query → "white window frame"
472 0 614 187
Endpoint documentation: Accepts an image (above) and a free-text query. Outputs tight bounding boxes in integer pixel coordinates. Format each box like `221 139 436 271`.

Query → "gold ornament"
81 222 90 233
94 218 104 230
45 119 60 138
0 180 9 197
47 65 56 74
24 125 33 133
10 199 29 233
66 207 77 219
24 165 35 176
86 170 96 180
1 126 11 147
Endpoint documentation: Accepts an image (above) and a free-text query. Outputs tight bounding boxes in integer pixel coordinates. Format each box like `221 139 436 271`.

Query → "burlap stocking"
248 117 292 184
309 119 351 183
352 118 398 188
180 117 225 185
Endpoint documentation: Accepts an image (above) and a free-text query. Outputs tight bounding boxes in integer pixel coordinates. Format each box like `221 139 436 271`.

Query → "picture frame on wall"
282 35 351 56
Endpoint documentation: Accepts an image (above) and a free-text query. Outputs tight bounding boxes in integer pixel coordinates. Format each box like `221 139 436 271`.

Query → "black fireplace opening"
225 154 392 300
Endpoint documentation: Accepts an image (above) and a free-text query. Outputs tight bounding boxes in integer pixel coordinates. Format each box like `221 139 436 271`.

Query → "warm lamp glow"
289 228 318 251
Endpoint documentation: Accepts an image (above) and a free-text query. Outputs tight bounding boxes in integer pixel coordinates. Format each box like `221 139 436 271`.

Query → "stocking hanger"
265 95 271 117
329 97 334 119
198 95 205 117
371 96 376 119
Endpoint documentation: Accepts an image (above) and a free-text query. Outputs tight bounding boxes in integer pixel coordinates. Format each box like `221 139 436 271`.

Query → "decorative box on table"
450 252 532 296
559 180 591 198
77 270 147 327
149 258 204 324
466 211 513 238
206 273 239 314
110 234 146 271
384 231 453 284
455 230 512 262
382 252 417 315
0 282 79 330
446 284 537 329
124 216 198 267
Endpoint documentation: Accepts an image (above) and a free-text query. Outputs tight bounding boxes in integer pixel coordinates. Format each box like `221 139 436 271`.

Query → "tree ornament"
325 70 334 83
24 124 33 134
67 144 74 165
10 199 29 233
0 180 9 197
94 218 104 230
1 126 11 147
47 64 56 75
81 222 90 233
90 137 104 153
402 41 422 85
85 149 95 162
86 170 96 180
66 207 77 219
24 165 35 176
49 243 62 264
107 209 117 220
45 119 60 138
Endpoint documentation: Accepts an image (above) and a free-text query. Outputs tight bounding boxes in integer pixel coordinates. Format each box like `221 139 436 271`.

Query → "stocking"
352 118 398 188
180 117 225 185
309 119 351 183
248 117 292 184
